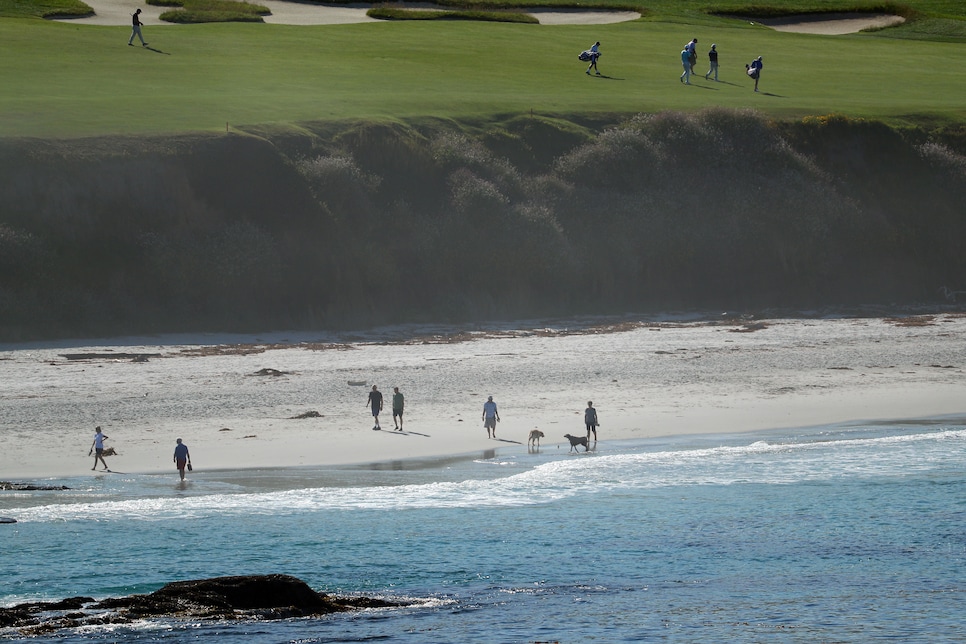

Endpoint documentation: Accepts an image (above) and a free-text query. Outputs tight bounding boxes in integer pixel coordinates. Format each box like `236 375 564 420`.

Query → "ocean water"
3 419 964 642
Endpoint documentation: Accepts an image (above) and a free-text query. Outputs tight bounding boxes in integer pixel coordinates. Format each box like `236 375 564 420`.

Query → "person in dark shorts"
173 438 191 481
482 396 500 438
584 401 599 441
367 385 384 430
89 426 110 471
392 387 405 431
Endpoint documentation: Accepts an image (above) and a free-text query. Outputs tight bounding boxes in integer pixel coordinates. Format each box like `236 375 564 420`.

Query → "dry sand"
2 314 964 480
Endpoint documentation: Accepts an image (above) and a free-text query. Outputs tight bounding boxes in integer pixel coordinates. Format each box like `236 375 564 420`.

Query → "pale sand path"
54 0 639 26
1 314 964 480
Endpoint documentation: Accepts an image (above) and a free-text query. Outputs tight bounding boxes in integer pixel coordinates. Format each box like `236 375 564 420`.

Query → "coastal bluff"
0 574 404 635
1 111 964 341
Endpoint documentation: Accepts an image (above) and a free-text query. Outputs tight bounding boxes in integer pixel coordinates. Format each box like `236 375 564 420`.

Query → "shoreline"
2 314 964 481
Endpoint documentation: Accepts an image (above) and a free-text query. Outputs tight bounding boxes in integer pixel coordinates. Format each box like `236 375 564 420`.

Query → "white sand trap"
755 12 905 35
529 9 640 25
55 0 640 26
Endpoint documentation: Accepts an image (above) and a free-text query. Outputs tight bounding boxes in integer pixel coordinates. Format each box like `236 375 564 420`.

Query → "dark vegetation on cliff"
1 109 964 341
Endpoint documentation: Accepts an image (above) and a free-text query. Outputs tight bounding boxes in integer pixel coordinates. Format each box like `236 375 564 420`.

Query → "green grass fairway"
2 17 965 137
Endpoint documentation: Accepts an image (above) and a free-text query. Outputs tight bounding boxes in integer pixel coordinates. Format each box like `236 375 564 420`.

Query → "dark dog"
528 429 545 447
102 447 119 457
564 434 588 452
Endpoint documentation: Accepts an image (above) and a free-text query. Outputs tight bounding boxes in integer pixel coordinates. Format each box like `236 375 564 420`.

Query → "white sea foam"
14 428 963 523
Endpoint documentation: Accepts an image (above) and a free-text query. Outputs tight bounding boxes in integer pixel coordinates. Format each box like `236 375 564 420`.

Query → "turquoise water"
3 420 965 642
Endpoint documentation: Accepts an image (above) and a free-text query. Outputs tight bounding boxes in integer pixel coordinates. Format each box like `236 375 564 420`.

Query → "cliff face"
1 110 964 341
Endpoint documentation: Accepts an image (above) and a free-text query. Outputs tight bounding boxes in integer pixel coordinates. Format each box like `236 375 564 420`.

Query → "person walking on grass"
128 8 148 47
680 47 692 84
686 38 698 74
367 385 384 430
482 395 500 439
747 56 763 92
704 44 719 81
392 386 405 431
586 41 601 76
89 426 110 471
173 438 191 481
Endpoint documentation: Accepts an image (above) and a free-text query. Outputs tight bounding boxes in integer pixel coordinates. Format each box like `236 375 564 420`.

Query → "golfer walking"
129 8 148 47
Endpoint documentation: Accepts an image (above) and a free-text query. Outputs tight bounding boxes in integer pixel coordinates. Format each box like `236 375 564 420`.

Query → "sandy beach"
2 313 963 481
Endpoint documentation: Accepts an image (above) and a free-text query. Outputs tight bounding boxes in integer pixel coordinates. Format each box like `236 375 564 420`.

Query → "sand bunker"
55 0 640 26
754 12 905 35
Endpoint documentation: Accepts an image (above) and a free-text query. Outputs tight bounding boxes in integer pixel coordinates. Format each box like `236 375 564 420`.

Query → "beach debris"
219 427 232 432
242 435 257 439
1 482 71 491
253 368 288 377
59 352 162 361
0 574 407 633
347 380 367 386
729 322 768 333
290 411 322 419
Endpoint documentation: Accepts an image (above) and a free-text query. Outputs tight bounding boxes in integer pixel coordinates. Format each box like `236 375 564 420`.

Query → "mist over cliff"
1 109 964 341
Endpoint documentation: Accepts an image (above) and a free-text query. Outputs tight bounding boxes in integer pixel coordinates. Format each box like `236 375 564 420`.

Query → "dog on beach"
528 429 545 447
101 447 119 457
564 434 589 452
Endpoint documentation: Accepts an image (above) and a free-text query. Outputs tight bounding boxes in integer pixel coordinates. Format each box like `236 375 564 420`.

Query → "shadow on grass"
589 74 623 80
145 46 170 55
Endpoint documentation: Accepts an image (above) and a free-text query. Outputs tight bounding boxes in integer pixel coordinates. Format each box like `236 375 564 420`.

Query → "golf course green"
1 1 964 340
1 0 964 137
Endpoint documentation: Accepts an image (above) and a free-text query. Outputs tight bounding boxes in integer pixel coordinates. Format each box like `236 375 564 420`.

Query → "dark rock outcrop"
1 482 71 491
0 574 404 635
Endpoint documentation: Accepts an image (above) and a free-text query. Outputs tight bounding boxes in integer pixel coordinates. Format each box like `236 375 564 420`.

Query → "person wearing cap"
585 41 601 76
482 396 500 438
685 38 698 74
748 56 763 92
173 438 191 481
128 8 148 47
680 47 692 85
704 44 719 81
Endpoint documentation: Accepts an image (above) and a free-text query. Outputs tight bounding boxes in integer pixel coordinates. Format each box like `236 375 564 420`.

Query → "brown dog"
564 434 588 452
528 429 545 447
101 447 119 457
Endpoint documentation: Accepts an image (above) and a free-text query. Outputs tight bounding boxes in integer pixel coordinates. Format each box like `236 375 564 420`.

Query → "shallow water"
3 420 965 642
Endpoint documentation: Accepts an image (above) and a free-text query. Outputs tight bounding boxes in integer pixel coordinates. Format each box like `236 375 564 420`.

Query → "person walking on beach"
704 43 719 81
585 401 599 441
392 386 405 431
89 426 110 471
680 47 692 85
586 41 601 76
747 55 763 92
128 8 148 47
173 438 191 481
482 395 500 439
367 385 384 430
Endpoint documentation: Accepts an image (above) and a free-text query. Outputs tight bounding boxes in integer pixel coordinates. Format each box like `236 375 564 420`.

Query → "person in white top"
482 396 500 438
89 426 110 471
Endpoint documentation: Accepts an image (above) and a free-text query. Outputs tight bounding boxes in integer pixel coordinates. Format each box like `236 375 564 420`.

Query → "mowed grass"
2 17 965 137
